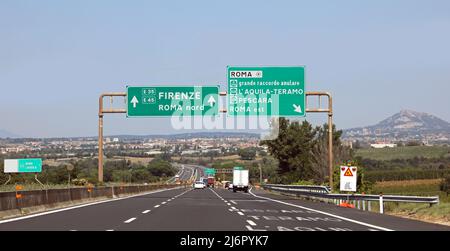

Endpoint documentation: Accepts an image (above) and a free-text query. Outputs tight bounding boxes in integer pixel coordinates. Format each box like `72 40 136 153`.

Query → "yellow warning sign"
344 168 353 177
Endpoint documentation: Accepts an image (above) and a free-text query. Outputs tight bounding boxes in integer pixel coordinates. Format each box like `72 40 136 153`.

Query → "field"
355 146 450 161
373 179 450 225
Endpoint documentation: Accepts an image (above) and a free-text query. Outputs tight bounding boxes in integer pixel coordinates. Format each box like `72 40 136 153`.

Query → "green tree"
260 118 316 183
311 124 353 184
238 147 257 160
440 175 450 196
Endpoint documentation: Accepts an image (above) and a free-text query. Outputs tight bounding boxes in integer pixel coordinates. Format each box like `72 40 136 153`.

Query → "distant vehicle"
175 174 180 178
232 168 249 193
228 183 233 190
193 181 205 189
202 177 208 185
207 177 215 188
224 181 230 189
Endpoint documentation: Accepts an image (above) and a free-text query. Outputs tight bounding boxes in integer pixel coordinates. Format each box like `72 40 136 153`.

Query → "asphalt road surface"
0 182 449 231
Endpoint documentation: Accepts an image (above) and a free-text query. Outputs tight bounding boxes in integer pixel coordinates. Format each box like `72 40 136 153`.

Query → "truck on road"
232 167 249 193
207 176 215 188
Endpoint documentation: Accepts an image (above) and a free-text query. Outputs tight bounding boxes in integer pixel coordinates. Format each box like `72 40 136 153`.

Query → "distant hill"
343 110 450 141
0 129 21 139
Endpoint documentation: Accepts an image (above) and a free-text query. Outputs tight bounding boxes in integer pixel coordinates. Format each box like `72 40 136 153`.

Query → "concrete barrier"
0 184 179 218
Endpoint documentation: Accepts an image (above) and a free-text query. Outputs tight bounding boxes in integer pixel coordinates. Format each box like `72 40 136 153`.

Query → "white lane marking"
230 200 237 205
231 199 267 203
228 209 233 212
238 212 244 216
245 225 267 231
167 199 172 202
106 229 114 231
248 187 394 231
124 218 136 223
227 203 231 206
69 230 77 231
0 186 184 225
247 220 257 226
142 210 151 214
154 205 160 208
224 200 228 203
231 207 237 210
161 202 167 205
172 197 175 200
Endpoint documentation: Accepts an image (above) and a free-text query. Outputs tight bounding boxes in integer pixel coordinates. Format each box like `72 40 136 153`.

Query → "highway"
0 165 449 231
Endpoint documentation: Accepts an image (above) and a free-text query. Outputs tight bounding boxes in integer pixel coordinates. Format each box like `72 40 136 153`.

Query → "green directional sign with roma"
4 159 42 173
127 86 219 117
227 66 305 116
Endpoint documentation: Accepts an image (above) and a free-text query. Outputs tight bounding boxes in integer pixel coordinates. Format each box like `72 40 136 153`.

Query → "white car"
228 183 233 190
175 174 180 178
193 181 205 189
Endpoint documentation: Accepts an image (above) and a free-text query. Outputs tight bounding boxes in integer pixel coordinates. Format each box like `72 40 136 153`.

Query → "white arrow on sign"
293 104 302 113
131 96 139 108
207 96 216 107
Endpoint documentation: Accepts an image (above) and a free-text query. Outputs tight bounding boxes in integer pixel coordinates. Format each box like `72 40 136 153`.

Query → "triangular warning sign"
344 168 353 177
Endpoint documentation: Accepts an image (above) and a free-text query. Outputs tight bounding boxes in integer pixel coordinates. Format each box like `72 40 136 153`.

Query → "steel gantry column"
305 92 334 190
98 93 126 183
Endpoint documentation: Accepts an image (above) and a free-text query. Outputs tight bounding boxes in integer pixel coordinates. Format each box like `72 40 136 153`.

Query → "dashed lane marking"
124 218 136 224
0 186 184 225
238 212 244 216
247 220 257 226
154 205 160 208
142 210 151 214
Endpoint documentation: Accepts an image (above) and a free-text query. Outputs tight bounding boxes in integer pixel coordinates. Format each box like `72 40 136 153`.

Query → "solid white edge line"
248 187 394 232
0 186 183 225
124 217 136 223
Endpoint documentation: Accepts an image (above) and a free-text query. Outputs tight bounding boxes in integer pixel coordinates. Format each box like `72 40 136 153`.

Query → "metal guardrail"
264 184 331 194
263 184 439 214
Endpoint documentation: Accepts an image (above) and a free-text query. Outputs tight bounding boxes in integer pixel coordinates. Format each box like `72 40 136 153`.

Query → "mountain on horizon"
343 109 450 141
0 129 21 139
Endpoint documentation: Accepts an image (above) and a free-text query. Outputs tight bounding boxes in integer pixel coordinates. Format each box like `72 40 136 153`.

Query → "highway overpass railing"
263 184 440 214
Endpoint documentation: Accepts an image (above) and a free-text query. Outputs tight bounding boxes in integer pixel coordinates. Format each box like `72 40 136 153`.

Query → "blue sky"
1 0 449 137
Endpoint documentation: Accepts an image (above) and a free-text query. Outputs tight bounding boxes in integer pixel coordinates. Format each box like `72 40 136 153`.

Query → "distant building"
145 150 163 155
370 143 397 149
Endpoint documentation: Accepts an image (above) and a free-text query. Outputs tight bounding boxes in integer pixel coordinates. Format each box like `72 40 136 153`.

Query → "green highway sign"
205 168 216 176
227 66 305 116
4 159 42 173
127 86 219 117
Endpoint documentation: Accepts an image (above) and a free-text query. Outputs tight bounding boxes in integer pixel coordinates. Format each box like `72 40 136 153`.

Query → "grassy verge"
355 146 450 161
373 179 450 225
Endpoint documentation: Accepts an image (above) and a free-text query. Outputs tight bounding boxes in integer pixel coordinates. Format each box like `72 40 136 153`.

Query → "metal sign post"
98 93 126 183
305 92 334 190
